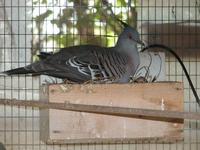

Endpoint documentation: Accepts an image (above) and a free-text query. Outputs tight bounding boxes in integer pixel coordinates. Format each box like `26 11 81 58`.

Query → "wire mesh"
0 0 199 150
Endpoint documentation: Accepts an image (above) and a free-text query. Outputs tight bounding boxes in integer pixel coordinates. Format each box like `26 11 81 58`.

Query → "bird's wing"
74 49 128 81
3 45 129 83
42 46 128 82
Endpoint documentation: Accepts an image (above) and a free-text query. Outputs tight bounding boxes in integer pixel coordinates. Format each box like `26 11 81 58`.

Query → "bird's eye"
128 33 132 39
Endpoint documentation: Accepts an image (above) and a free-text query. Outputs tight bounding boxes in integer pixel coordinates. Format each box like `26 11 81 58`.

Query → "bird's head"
116 26 144 52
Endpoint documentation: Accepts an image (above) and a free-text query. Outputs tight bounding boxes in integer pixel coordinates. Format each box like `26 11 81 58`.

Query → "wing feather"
30 45 129 82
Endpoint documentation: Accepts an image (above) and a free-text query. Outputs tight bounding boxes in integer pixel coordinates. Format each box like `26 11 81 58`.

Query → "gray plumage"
3 26 143 83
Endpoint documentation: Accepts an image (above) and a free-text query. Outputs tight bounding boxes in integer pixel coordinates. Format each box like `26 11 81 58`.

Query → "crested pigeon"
2 25 144 83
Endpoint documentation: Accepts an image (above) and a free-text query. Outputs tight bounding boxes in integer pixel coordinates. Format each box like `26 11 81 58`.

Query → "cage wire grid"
0 0 199 149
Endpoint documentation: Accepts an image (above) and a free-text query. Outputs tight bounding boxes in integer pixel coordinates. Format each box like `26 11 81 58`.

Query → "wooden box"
40 82 184 144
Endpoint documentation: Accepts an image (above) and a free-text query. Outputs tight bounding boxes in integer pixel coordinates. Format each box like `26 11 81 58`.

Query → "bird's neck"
115 42 140 71
116 41 139 57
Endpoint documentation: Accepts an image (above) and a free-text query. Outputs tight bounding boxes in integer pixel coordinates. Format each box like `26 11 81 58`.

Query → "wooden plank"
1 99 199 121
40 82 184 144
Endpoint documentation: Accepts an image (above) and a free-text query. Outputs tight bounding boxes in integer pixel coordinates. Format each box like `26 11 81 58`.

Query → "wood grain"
40 82 184 144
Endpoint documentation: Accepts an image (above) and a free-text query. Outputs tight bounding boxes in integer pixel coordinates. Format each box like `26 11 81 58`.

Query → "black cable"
141 44 200 107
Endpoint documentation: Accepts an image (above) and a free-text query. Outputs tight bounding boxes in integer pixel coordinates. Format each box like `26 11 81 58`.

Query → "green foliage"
31 0 137 59
117 0 126 7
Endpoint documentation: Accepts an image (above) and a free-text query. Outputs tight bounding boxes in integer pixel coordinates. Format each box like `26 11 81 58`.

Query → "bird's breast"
127 53 140 75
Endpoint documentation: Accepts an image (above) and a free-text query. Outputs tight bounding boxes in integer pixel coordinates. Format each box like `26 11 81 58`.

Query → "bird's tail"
2 67 35 75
